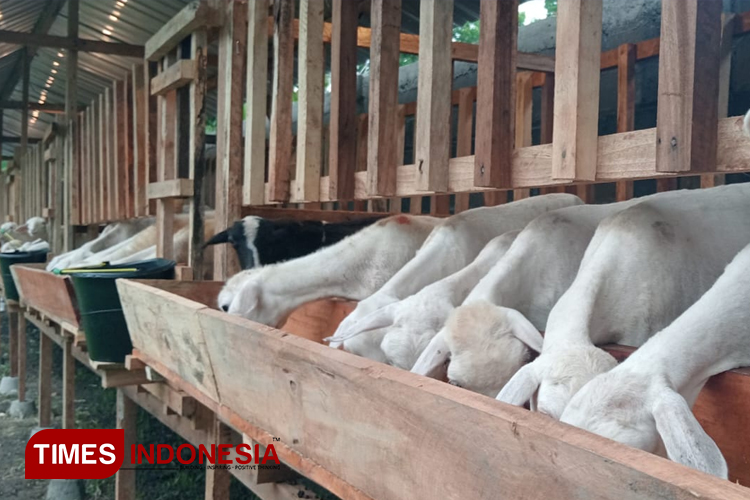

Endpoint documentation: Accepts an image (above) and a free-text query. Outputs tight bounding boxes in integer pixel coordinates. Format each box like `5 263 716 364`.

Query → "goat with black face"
205 215 379 269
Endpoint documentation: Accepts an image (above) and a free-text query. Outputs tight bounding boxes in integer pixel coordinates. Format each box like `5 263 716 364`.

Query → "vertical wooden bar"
616 43 636 201
189 30 209 278
88 105 96 223
115 390 136 500
367 0 402 197
214 0 247 280
64 0 79 248
8 310 17 377
295 0 325 203
99 94 109 221
205 415 232 500
17 313 26 402
157 51 179 260
244 0 269 206
106 87 117 220
20 51 30 156
62 337 75 429
268 0 295 202
91 100 100 222
38 332 52 427
483 191 507 206
113 80 123 219
474 0 516 189
655 0 722 173
328 0 358 201
116 78 132 218
415 0 453 193
552 0 602 181
455 87 475 213
145 62 158 216
540 73 555 145
132 65 147 217
656 178 678 192
513 71 533 200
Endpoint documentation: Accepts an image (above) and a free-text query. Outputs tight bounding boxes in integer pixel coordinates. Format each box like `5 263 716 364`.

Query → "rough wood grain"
144 1 218 61
115 390 136 500
615 43 636 201
11 264 80 327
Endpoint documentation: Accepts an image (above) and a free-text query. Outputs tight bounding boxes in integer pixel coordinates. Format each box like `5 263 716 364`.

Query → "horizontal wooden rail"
150 60 196 96
147 179 194 200
145 1 220 61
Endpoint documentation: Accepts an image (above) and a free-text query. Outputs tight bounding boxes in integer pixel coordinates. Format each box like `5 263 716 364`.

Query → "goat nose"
221 304 229 312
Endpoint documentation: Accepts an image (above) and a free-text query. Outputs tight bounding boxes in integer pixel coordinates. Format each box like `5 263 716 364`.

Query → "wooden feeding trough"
117 279 750 500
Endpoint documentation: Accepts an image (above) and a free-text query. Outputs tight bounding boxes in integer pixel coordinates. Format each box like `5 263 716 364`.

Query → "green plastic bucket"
0 250 48 301
61 259 176 363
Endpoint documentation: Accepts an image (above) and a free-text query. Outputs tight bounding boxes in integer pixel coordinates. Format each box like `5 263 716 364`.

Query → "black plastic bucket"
0 250 48 301
62 259 176 363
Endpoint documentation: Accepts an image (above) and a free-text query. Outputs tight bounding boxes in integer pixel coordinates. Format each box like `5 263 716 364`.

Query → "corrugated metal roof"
0 0 49 59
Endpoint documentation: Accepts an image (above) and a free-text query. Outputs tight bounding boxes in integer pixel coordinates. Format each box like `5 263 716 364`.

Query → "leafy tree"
545 0 557 16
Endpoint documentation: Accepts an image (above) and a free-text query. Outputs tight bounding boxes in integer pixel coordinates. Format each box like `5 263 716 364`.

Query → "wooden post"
115 390 136 500
132 65 147 217
62 336 75 429
38 326 52 427
98 93 109 221
367 0 401 197
267 0 295 202
205 414 231 500
474 0 516 189
145 62 158 216
616 43 636 201
328 0 358 201
415 0 453 193
80 109 88 225
65 0 80 245
655 0 722 173
540 73 554 145
20 50 30 156
513 71 533 200
106 87 117 220
115 79 131 218
17 312 26 402
157 53 179 259
8 309 18 377
295 0 324 203
91 99 100 222
214 0 247 280
243 0 269 206
455 86 475 213
552 0 602 182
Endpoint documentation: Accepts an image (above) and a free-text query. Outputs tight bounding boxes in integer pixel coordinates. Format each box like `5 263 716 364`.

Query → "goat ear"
227 281 260 318
500 307 544 353
652 387 728 478
325 304 397 343
496 362 540 406
204 229 230 248
410 331 450 380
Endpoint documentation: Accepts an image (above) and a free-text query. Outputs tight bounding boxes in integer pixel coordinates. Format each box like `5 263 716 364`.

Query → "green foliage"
518 11 526 25
545 0 558 16
452 20 480 43
399 53 418 66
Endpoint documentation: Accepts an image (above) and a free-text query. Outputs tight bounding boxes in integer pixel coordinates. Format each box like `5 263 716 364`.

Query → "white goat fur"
330 194 583 358
411 202 634 395
498 183 750 419
346 230 520 369
561 241 750 479
223 215 442 342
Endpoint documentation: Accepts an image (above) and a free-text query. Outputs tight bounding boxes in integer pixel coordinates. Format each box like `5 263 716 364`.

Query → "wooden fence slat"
133 64 147 217
243 0 269 206
540 73 554 145
552 0 602 182
146 62 158 216
107 87 118 220
474 0 516 190
616 43 636 201
415 0 453 193
455 86 475 213
214 0 247 280
295 0 325 203
513 71 533 200
655 0 722 173
328 0 358 201
267 0 295 202
367 0 402 197
98 93 109 221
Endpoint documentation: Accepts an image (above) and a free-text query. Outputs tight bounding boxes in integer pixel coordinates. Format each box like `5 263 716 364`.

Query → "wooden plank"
474 0 516 190
267 0 295 202
101 369 150 389
513 71 533 200
156 53 179 260
147 179 194 199
366 0 401 197
328 0 358 201
141 383 196 418
454 87 474 213
243 0 269 206
552 0 602 182
65 0 79 241
98 93 109 221
110 84 121 219
38 330 52 427
62 337 75 429
145 62 158 216
0 30 144 57
214 0 247 280
10 264 80 326
106 87 117 220
132 64 147 217
240 206 385 222
115 79 130 218
205 416 232 500
615 43 636 201
115 390 136 500
294 0 325 203
88 104 96 222
150 60 196 96
655 0 722 173
414 0 453 193
8 310 18 377
17 312 26 402
144 1 218 61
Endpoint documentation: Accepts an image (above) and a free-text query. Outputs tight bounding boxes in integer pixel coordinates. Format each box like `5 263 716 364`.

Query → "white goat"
410 202 634 395
336 230 520 369
47 218 155 271
329 194 583 357
561 240 750 479
498 183 750 419
223 215 442 344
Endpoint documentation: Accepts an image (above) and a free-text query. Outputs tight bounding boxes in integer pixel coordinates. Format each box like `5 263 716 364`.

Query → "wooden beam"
366 0 401 197
0 30 144 57
65 0 79 241
267 0 295 202
415 0 453 193
214 0 247 280
62 337 75 429
147 179 194 199
0 102 68 114
144 1 219 61
513 71 533 200
655 0 722 173
454 86 475 213
551 0 602 182
150 60 196 96
115 390 136 500
38 330 53 427
294 0 325 203
20 51 30 155
615 43 636 201
98 93 109 221
0 136 41 144
132 64 147 217
328 0 358 201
